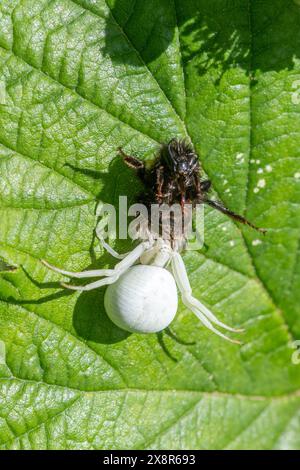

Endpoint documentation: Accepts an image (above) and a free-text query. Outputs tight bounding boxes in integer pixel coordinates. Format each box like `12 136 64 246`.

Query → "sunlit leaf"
0 0 300 450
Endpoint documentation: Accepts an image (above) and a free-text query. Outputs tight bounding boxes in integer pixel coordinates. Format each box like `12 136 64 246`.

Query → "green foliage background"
0 0 300 449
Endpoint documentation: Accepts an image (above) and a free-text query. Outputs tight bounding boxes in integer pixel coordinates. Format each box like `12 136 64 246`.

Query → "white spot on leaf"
257 178 266 189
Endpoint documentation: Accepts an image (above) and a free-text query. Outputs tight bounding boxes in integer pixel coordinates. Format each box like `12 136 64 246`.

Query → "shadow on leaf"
73 289 131 344
104 0 300 77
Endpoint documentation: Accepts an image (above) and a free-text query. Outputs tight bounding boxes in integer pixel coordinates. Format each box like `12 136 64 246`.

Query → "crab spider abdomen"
104 264 178 333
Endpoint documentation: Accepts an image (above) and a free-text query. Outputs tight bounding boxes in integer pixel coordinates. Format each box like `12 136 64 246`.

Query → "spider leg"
139 244 160 265
95 225 127 260
61 241 152 291
94 201 128 260
42 241 151 282
61 274 119 291
171 252 242 344
41 259 114 278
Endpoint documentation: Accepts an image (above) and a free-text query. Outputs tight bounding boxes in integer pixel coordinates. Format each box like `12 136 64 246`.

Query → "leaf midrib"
1 376 300 401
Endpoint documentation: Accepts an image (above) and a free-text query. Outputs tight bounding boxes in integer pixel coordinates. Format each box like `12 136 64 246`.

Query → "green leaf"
0 0 300 450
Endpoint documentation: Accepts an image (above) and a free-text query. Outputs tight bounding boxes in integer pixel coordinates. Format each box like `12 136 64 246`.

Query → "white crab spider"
41 222 242 344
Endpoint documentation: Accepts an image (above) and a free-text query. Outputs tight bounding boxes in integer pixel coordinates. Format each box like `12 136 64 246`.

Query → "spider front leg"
95 201 128 260
41 259 114 279
95 224 128 260
171 252 243 344
41 241 152 292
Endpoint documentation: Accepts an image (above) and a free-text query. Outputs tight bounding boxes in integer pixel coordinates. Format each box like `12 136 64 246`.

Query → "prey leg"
205 199 266 234
200 179 211 193
155 165 164 204
118 147 145 182
171 252 243 344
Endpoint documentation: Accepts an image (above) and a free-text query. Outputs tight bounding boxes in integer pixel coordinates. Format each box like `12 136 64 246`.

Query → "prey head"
165 139 199 179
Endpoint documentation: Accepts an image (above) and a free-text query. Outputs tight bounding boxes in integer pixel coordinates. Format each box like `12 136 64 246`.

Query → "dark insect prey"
119 138 266 234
